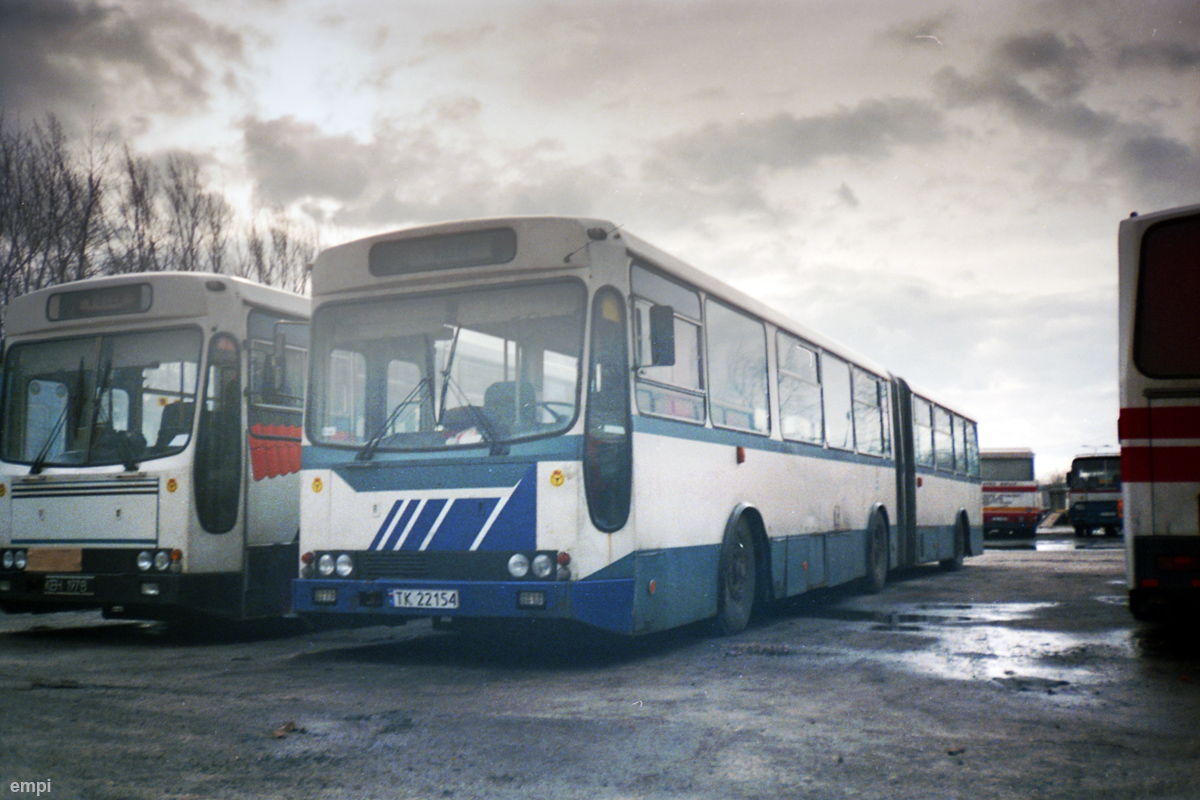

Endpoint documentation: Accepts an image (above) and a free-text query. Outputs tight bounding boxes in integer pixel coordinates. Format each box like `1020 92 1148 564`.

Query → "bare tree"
237 208 315 294
105 148 163 274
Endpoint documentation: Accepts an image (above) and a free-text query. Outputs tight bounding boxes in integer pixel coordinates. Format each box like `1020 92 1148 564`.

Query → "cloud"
646 98 949 190
0 0 243 125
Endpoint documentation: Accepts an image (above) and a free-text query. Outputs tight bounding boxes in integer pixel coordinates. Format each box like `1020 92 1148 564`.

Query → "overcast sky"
2 0 1198 477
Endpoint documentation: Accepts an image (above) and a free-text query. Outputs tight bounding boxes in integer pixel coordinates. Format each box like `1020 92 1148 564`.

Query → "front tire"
940 518 966 571
713 518 756 635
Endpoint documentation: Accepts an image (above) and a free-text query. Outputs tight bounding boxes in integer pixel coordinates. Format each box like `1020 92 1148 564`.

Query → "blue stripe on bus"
303 436 583 471
398 499 449 550
363 464 537 553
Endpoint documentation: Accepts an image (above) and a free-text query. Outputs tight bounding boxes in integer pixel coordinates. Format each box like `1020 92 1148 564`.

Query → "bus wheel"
713 517 756 635
940 518 966 571
864 516 888 593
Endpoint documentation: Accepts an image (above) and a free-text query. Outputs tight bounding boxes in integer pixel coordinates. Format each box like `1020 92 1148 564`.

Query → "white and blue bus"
292 218 981 635
0 273 309 621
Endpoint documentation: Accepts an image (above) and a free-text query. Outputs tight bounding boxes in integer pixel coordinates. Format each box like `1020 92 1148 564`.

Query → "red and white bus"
981 449 1041 539
1118 202 1200 620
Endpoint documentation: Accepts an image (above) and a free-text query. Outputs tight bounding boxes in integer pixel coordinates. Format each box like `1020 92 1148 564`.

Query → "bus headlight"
507 553 529 578
317 554 335 577
335 554 354 577
154 550 171 571
137 551 154 572
14 551 25 570
2 550 13 569
531 554 554 579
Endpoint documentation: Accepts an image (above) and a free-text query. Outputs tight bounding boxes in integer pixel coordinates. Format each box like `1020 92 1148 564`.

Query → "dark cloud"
241 116 376 204
1115 41 1200 71
0 0 243 124
648 98 949 188
240 113 614 229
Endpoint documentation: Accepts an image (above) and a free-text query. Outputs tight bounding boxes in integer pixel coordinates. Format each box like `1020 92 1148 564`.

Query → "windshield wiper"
30 357 85 475
356 376 432 462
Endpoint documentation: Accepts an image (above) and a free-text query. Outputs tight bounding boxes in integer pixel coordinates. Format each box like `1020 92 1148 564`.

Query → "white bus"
0 273 309 621
1066 452 1122 538
1118 203 1200 620
981 448 1041 538
293 217 981 635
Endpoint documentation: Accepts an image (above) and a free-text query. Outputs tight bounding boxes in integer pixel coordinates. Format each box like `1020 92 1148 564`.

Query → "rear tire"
713 517 756 635
864 516 888 593
940 518 966 571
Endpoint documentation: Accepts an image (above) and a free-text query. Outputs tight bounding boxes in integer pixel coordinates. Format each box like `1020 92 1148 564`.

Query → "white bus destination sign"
46 283 153 321
368 228 517 277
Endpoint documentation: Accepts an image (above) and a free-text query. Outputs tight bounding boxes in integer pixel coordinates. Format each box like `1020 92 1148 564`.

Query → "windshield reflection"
309 280 585 452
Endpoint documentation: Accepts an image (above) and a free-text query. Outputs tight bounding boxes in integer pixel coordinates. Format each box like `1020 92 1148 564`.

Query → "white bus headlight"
531 554 554 579
317 554 335 577
507 553 529 578
137 551 154 572
154 550 171 571
335 554 354 577
2 551 12 569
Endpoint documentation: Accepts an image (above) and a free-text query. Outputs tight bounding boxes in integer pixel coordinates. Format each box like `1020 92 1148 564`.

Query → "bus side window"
777 332 822 444
195 333 242 534
822 353 854 451
705 298 768 434
852 367 888 457
914 397 934 467
631 263 705 423
933 406 954 472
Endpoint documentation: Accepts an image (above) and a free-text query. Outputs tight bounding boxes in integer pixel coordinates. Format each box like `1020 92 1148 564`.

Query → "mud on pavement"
2 539 1199 800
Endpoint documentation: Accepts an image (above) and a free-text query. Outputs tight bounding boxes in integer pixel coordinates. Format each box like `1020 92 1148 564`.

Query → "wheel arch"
724 503 772 605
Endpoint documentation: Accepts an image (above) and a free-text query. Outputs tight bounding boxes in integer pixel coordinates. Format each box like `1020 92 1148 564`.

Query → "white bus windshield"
1 328 203 468
309 280 585 452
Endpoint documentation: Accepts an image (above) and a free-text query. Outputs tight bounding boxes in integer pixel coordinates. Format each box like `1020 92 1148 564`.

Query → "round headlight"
507 553 530 578
317 554 335 577
137 551 154 572
13 551 25 570
154 550 171 571
2 551 13 569
531 554 554 578
335 553 354 577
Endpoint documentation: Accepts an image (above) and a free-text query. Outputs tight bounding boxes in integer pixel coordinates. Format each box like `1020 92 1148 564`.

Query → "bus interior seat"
484 380 537 432
155 401 194 449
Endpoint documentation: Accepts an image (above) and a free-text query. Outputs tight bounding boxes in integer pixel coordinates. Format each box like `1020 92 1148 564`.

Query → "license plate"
390 588 459 610
43 575 95 596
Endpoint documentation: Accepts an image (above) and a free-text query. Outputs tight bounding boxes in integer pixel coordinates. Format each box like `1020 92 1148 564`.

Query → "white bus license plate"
390 588 459 610
44 575 95 596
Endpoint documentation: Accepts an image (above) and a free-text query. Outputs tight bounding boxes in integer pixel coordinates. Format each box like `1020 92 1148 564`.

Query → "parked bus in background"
292 217 981 636
980 449 1041 538
0 273 309 621
1066 453 1122 538
1118 202 1200 620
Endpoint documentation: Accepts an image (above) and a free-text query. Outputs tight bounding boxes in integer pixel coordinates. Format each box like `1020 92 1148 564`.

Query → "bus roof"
2 272 308 337
313 216 977 421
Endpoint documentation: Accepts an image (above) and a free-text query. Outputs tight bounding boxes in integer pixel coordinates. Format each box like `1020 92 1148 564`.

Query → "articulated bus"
292 217 981 636
0 273 309 621
981 449 1041 538
1066 453 1122 537
1118 202 1200 620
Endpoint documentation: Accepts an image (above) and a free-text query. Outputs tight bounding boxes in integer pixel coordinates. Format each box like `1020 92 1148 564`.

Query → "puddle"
810 600 1134 694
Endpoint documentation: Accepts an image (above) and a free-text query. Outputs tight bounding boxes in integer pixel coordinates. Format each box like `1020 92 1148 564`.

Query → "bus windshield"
1069 457 1121 490
308 280 585 452
1 327 203 468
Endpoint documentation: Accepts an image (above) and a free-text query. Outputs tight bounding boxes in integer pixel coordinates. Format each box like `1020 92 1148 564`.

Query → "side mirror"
648 305 675 367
